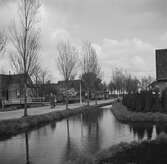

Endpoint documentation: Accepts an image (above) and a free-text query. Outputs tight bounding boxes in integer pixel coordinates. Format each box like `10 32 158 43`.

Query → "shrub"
123 91 163 113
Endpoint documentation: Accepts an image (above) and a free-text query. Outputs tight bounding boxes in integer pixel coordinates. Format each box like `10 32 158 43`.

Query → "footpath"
0 99 113 121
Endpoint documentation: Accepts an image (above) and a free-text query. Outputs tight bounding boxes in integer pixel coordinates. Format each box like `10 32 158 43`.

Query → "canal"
0 105 166 164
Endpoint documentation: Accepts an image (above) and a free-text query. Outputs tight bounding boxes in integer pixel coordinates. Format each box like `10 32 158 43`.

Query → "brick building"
149 49 167 93
0 73 33 104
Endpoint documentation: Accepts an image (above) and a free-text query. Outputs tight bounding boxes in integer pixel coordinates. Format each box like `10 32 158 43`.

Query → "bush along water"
122 89 167 113
95 132 167 164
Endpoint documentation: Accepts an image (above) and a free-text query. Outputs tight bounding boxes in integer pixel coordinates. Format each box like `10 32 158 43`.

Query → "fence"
3 97 46 106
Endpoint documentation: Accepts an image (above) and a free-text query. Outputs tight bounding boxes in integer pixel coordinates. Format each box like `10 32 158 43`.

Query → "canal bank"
0 101 115 140
111 103 167 124
95 132 167 164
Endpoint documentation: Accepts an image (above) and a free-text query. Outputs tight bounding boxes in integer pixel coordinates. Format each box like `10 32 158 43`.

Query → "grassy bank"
111 103 167 123
0 101 113 140
95 132 167 164
63 133 167 164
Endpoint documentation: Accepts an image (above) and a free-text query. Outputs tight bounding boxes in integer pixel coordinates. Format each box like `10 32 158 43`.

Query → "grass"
111 103 167 123
63 132 167 164
0 101 114 140
95 132 167 164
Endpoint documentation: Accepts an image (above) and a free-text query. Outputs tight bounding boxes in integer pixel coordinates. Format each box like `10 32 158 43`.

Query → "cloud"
93 38 156 83
0 0 164 84
0 1 17 29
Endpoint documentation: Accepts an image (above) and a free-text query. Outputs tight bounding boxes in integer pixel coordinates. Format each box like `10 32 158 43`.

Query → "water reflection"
81 110 102 153
129 124 167 141
25 132 30 164
50 121 56 131
129 124 154 140
2 108 167 164
156 124 167 135
61 119 80 164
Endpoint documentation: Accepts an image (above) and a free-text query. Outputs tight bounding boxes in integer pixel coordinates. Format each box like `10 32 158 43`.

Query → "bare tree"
0 31 7 54
109 68 140 95
33 64 41 84
32 64 41 97
56 41 78 110
112 68 126 95
9 0 40 116
140 76 154 90
81 41 101 77
40 69 49 84
81 41 102 105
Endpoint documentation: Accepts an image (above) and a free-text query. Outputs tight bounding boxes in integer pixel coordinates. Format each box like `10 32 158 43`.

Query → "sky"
0 0 167 83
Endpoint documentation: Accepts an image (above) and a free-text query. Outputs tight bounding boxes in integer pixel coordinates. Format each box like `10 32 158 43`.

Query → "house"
57 80 81 102
0 73 33 105
149 49 167 94
33 83 58 101
57 80 81 92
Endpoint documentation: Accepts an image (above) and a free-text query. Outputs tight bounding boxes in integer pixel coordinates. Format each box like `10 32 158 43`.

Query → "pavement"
0 99 114 121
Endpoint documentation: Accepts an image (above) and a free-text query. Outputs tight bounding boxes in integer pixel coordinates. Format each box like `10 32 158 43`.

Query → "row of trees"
108 68 154 95
56 41 103 109
0 0 103 114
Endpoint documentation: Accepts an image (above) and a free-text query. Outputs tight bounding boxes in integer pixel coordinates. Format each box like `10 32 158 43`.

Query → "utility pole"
80 79 82 105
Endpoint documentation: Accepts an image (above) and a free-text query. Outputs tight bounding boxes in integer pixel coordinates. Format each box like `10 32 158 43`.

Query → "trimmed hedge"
122 91 164 113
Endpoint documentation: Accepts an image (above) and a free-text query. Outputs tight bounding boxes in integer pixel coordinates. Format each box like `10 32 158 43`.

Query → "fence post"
2 99 4 111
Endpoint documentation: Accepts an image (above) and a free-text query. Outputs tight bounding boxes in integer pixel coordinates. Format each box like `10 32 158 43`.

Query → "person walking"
54 95 57 107
50 93 54 109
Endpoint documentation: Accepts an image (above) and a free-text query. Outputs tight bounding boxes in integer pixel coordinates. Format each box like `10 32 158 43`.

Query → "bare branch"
81 41 101 78
9 0 40 78
9 0 41 116
56 41 78 81
0 31 7 54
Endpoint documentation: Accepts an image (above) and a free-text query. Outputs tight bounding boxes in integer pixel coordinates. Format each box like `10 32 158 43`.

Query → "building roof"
156 49 167 81
33 83 58 88
0 73 32 89
57 79 80 90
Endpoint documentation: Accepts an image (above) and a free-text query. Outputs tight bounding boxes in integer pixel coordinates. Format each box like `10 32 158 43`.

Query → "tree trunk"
24 82 28 116
36 76 38 97
66 96 68 110
25 132 30 164
87 90 90 106
65 81 69 110
95 92 98 105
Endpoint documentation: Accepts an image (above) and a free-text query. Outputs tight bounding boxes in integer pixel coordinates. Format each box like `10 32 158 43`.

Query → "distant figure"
54 95 57 106
50 93 56 109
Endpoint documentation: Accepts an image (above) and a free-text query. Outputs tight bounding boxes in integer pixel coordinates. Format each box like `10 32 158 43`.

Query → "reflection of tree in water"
129 124 153 140
61 119 80 164
156 124 167 135
25 132 30 164
81 109 103 154
61 109 104 163
82 108 103 124
50 121 57 131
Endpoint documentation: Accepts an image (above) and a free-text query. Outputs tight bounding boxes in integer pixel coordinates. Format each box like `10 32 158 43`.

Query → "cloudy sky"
0 0 167 83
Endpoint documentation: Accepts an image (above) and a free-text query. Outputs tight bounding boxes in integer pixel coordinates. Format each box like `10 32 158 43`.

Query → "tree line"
108 68 154 95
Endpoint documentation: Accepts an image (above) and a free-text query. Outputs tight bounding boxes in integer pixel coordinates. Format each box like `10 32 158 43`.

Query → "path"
0 99 114 121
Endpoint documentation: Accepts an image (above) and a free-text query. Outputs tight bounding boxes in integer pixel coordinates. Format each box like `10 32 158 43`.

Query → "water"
0 106 166 164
